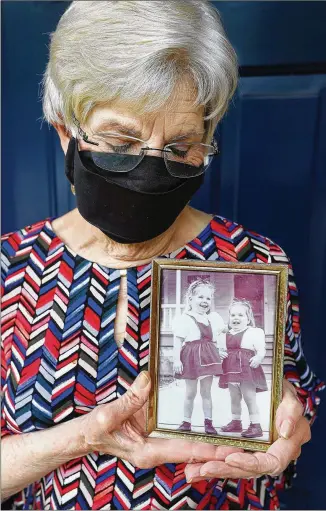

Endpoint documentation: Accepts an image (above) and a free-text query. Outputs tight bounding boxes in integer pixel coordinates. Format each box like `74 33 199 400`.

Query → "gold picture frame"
147 259 288 452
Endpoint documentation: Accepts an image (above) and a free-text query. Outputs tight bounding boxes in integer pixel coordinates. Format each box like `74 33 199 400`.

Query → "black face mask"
65 137 204 244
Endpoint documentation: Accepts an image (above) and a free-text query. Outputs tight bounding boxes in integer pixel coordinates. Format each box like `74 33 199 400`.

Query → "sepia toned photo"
148 259 288 451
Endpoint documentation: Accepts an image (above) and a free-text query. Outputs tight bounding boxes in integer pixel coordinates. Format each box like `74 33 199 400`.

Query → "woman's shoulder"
1 218 52 257
1 218 56 287
190 209 290 265
2 218 52 246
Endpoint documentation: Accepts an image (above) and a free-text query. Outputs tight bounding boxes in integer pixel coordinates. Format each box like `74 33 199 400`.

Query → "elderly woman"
1 1 323 510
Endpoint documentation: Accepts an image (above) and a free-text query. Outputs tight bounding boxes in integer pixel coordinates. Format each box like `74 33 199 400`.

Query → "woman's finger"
133 438 243 468
275 379 304 438
225 418 310 476
186 460 259 481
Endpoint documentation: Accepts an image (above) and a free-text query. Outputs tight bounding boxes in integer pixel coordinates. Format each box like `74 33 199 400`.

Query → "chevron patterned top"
1 216 324 510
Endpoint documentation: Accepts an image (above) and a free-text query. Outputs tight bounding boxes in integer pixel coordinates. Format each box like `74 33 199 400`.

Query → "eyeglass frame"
72 112 219 154
71 113 219 179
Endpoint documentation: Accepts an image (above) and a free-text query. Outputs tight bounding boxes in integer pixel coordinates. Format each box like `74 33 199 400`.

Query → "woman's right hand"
81 372 242 468
173 358 183 374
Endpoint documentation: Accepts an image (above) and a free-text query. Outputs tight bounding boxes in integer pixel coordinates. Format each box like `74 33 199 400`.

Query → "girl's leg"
199 376 213 419
229 383 242 420
220 383 243 431
184 379 198 422
241 382 260 423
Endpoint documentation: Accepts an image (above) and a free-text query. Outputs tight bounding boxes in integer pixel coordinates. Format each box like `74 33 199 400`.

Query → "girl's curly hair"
228 298 255 327
185 278 215 312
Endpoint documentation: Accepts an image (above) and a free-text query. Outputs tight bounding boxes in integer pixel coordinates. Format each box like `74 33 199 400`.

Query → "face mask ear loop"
65 137 76 184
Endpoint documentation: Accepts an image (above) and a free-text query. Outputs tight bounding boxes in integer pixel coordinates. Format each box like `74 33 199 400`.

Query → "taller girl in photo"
219 298 268 438
173 279 225 434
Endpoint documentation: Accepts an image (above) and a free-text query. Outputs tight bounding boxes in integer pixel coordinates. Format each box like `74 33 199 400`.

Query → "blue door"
2 2 326 509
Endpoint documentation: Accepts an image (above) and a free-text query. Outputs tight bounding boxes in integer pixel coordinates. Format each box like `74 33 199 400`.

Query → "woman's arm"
2 373 242 501
1 413 88 501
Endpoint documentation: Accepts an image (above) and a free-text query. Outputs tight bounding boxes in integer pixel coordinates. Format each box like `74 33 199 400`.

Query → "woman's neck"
51 206 212 269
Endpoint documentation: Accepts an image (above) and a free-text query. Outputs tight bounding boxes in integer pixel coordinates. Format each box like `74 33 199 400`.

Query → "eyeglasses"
73 115 219 179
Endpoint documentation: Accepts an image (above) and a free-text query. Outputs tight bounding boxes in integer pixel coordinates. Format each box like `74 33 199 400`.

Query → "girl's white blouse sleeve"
242 327 266 358
173 313 192 339
209 312 226 348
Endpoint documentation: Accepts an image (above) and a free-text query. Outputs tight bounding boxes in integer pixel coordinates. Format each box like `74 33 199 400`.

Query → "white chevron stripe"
133 482 153 500
30 323 48 339
6 270 26 286
114 484 131 508
43 260 61 275
90 286 105 304
1 286 23 302
26 266 41 286
91 277 107 294
79 479 93 507
117 467 134 492
26 337 45 355
79 358 97 379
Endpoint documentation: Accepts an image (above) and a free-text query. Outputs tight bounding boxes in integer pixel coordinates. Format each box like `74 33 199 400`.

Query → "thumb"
275 379 304 439
93 371 151 433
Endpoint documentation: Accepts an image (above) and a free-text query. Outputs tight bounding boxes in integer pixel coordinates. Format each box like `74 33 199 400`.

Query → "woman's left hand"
185 379 311 482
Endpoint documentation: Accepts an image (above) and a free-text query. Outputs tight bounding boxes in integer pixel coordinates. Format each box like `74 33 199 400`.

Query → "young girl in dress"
173 279 225 434
219 299 268 438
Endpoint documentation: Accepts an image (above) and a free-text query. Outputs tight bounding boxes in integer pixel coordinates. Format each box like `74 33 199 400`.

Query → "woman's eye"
111 143 133 154
171 145 189 157
96 136 138 154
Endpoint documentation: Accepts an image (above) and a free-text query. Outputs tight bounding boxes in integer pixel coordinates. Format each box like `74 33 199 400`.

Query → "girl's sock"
249 414 260 423
231 414 241 420
184 417 192 423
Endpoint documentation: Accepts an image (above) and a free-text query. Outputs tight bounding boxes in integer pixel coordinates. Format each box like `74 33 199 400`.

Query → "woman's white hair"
42 0 238 139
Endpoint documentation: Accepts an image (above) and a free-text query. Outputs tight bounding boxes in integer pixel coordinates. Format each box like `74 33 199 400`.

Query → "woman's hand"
81 371 242 469
174 358 183 374
184 378 310 482
249 355 262 368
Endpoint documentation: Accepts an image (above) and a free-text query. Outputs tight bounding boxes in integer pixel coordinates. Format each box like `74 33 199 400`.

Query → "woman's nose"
146 136 165 157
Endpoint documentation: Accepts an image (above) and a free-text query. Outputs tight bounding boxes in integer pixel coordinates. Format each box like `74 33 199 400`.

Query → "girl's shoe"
178 421 191 432
204 419 217 435
241 423 263 438
220 420 242 433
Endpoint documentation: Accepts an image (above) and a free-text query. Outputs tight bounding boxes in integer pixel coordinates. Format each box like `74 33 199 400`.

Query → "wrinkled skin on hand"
185 379 310 482
81 372 243 469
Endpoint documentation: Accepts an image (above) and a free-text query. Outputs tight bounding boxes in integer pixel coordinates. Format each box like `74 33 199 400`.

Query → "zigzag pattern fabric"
1 216 324 510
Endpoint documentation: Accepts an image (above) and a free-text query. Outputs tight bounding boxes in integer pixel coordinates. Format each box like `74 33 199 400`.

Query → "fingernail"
133 371 150 390
280 419 295 439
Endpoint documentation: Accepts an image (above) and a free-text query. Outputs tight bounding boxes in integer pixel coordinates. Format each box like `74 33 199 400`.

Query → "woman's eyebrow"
94 122 205 142
169 130 205 142
95 121 142 138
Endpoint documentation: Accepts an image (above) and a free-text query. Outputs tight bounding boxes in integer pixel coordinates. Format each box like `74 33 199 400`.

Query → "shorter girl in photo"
173 279 225 434
219 298 267 438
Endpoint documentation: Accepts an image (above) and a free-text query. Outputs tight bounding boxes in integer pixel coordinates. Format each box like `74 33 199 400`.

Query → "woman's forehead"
85 81 205 137
88 104 204 132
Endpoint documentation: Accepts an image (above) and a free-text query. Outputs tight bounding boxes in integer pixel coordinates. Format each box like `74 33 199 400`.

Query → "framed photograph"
147 259 288 452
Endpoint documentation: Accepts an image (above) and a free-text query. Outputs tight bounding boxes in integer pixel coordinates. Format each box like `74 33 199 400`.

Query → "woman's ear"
52 123 71 154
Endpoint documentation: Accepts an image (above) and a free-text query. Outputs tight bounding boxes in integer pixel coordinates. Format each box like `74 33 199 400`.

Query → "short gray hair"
42 0 238 139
